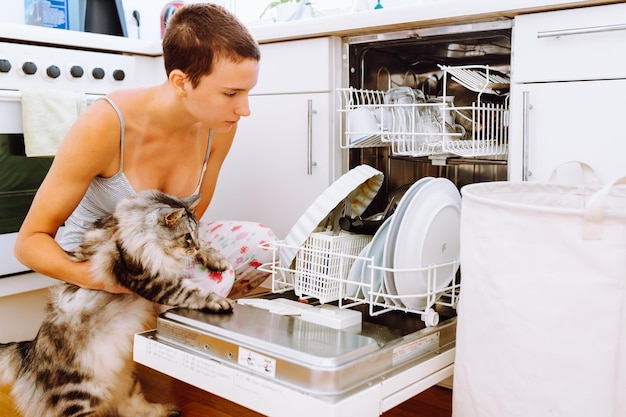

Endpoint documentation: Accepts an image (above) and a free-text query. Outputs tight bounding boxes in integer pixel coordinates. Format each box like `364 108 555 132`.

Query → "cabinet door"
508 79 626 184
512 3 626 83
203 93 332 239
253 37 340 95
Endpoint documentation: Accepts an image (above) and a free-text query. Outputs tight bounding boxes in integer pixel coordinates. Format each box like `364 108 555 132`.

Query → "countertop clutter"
0 0 619 52
245 0 616 43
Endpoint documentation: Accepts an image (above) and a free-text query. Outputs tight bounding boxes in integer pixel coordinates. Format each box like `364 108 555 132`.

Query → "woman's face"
183 58 259 132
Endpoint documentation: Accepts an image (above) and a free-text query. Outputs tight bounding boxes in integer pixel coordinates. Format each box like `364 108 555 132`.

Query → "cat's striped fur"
0 190 234 417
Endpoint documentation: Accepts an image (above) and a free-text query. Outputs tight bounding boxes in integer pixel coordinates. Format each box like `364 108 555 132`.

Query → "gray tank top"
58 97 212 250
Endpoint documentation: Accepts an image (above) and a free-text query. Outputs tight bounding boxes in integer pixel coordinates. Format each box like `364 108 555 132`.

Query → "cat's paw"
155 403 181 417
196 247 230 272
166 409 182 417
204 293 236 312
120 401 181 417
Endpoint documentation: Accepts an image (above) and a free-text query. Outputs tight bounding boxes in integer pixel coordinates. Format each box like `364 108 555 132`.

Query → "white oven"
0 25 162 279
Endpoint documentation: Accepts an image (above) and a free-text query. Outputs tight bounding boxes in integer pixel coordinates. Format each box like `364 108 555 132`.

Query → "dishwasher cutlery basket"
294 231 372 304
454 176 626 417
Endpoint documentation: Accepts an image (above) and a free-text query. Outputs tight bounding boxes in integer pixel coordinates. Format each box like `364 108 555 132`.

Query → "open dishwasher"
134 164 460 416
134 19 512 417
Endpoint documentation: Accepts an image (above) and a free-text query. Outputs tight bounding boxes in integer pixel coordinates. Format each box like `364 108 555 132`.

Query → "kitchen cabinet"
508 3 626 183
203 37 343 239
209 93 332 239
509 79 626 184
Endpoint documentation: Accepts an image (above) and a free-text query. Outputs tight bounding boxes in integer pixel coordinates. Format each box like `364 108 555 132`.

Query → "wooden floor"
137 364 453 417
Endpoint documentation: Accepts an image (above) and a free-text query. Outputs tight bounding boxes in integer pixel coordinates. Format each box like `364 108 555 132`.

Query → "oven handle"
0 90 104 104
0 90 21 102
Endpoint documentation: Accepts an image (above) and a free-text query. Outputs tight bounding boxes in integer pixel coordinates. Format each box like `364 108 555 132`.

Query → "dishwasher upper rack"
259 235 461 327
337 64 510 158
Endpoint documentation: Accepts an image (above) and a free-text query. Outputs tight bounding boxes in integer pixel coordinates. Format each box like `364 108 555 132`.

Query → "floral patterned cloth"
185 220 277 298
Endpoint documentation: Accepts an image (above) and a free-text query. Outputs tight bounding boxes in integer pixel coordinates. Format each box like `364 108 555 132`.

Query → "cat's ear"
182 194 202 211
163 208 186 225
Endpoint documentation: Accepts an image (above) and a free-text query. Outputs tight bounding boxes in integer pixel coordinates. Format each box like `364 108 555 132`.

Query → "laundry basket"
453 177 626 417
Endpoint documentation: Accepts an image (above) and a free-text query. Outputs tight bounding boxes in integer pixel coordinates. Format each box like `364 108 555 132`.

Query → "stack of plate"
350 177 461 311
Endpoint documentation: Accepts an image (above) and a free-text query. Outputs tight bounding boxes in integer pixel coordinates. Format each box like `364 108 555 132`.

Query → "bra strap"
193 129 213 195
100 96 125 174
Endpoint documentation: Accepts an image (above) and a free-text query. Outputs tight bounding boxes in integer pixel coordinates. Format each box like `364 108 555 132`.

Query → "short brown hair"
162 3 260 88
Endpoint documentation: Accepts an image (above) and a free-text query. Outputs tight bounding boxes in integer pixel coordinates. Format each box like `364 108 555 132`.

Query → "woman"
14 4 275 298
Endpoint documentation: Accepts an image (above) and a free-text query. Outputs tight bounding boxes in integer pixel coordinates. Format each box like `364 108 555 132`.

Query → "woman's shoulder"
105 86 155 108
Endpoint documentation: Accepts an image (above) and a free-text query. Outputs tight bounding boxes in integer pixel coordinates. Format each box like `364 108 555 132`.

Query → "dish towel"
21 89 86 157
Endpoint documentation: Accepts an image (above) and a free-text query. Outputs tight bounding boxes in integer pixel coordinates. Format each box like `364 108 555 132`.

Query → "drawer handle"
306 99 318 175
537 23 626 38
522 91 531 181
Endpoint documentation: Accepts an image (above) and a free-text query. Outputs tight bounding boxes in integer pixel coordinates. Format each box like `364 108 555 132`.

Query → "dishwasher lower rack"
261 235 461 327
337 64 509 158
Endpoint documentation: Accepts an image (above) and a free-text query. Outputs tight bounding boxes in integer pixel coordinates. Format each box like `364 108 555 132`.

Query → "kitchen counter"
0 21 162 55
0 0 620 53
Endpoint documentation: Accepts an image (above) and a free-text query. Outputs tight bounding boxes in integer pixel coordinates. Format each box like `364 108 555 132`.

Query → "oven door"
0 133 54 276
0 92 64 276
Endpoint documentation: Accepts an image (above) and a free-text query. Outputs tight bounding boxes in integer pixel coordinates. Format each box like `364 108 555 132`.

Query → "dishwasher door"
135 331 454 416
134 295 456 417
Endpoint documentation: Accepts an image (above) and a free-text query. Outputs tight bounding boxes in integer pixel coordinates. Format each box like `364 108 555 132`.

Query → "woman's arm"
14 100 129 293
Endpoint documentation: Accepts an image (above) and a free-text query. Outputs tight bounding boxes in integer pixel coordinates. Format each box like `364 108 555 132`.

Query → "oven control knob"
46 65 61 79
112 69 125 81
70 65 84 78
0 59 11 73
22 61 37 75
92 67 105 80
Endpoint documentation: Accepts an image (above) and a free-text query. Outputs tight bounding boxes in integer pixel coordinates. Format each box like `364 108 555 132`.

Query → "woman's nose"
235 96 251 117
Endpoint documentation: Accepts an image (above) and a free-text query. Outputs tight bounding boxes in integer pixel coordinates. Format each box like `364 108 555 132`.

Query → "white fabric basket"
453 176 626 417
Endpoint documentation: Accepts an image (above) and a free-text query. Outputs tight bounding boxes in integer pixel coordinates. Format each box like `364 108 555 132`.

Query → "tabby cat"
0 190 234 417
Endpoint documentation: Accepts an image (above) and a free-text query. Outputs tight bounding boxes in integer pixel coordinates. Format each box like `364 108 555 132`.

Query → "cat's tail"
0 341 27 385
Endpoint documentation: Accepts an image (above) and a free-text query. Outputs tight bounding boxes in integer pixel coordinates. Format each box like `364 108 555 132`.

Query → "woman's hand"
73 259 133 294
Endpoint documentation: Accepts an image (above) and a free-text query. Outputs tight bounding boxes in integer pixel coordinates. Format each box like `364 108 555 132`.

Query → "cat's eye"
184 233 192 245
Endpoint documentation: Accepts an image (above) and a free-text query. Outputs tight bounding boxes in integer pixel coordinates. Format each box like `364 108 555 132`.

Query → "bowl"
347 107 380 144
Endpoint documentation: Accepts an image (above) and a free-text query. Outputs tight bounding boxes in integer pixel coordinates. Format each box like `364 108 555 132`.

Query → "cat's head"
115 190 204 263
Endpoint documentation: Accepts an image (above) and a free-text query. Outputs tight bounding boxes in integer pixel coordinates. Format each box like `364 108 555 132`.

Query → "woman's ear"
169 69 188 97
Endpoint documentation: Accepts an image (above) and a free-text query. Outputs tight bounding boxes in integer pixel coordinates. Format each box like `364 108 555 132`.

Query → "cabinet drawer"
253 37 341 95
512 3 626 83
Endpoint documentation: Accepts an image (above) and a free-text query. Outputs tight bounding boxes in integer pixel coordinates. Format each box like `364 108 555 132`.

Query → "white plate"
362 216 393 302
346 242 371 298
280 165 384 277
383 177 435 307
392 178 461 311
